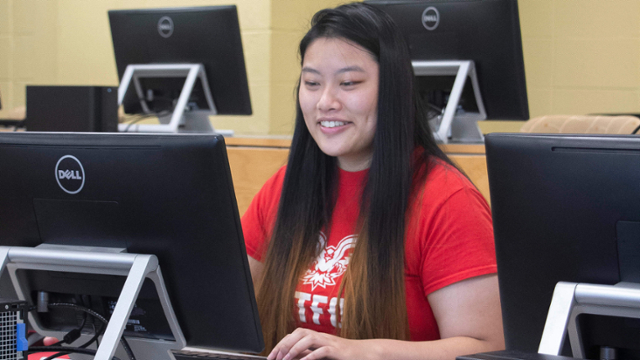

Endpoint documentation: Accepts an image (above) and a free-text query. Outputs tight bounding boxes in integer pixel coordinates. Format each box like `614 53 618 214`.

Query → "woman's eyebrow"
301 65 366 75
336 65 365 74
301 67 320 75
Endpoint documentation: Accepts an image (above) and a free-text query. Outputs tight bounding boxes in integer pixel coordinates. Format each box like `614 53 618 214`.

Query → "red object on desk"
28 352 70 360
28 337 71 360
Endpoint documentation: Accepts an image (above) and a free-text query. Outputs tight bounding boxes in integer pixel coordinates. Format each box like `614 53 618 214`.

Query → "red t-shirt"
242 159 496 341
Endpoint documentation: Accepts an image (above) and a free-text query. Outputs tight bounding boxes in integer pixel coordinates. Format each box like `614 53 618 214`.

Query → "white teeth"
320 121 347 128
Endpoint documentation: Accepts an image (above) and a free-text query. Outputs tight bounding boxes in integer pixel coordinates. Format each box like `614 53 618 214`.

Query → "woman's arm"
267 273 504 360
418 273 504 358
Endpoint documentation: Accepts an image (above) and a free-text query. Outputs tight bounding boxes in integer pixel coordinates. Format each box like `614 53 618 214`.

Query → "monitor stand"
538 281 640 358
117 63 233 136
0 244 186 360
412 60 486 144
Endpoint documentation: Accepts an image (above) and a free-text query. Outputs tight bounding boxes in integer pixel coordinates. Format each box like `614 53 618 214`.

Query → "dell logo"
55 155 85 194
158 16 174 38
422 6 440 31
58 170 82 180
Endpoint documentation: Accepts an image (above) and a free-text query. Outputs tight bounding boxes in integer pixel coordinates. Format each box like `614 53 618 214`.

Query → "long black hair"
256 2 454 350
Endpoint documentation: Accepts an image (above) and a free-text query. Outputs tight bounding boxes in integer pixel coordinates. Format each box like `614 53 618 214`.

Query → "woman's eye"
341 81 360 87
304 81 319 87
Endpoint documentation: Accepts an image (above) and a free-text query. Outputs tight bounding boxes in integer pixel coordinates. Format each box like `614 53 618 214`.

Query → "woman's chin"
313 139 345 157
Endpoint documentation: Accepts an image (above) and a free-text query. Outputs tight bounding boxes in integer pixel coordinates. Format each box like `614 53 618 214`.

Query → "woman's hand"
267 328 381 360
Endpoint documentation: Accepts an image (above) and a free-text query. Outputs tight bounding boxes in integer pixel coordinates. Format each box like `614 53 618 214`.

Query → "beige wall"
2 0 640 134
520 0 640 116
0 0 58 116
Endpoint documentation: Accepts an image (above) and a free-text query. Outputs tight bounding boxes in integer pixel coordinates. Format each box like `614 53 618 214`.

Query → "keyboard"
172 349 267 360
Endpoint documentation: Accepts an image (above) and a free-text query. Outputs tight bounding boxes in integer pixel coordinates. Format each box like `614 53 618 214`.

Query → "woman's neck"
337 152 373 172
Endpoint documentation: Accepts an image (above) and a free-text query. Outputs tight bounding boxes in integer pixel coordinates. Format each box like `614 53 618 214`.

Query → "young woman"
241 3 504 360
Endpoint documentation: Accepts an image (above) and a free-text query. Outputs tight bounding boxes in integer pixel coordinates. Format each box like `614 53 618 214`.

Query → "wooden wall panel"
227 146 289 216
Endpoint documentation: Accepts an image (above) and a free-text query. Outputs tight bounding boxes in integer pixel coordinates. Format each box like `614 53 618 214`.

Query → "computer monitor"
109 6 252 132
368 0 528 141
486 133 640 359
0 133 264 358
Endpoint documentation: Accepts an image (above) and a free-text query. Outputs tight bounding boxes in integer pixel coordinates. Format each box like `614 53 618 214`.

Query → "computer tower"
0 299 28 360
26 86 118 132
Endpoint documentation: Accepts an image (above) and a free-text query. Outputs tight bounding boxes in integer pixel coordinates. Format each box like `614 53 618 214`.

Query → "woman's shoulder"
421 158 478 198
409 156 490 221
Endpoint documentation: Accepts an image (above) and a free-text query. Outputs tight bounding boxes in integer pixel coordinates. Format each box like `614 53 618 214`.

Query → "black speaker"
26 86 118 132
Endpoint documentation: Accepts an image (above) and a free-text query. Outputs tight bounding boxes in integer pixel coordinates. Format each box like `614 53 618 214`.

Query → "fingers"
267 328 311 360
42 337 59 346
268 328 335 360
299 346 332 360
286 332 325 360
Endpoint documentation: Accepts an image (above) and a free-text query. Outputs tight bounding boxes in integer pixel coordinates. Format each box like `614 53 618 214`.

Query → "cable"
123 115 151 132
48 303 135 360
47 303 136 360
93 323 101 347
28 346 122 360
45 317 100 360
78 321 103 349
43 350 69 360
49 312 87 347
31 303 102 360
42 326 102 360
77 295 102 349
123 110 172 132
632 124 640 134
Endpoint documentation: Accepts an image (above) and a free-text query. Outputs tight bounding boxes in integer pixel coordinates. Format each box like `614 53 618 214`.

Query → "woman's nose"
317 86 341 112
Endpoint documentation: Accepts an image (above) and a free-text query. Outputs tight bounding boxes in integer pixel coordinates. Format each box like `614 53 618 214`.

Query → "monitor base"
413 60 486 144
539 281 640 358
0 244 186 360
117 63 233 135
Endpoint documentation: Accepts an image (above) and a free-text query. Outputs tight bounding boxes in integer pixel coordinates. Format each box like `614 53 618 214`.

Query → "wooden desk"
225 138 489 216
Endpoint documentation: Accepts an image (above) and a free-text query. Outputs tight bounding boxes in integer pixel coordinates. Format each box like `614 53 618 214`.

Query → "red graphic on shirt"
302 233 356 291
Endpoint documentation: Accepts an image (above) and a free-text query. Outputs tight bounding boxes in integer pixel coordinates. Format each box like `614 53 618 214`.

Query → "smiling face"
299 37 379 172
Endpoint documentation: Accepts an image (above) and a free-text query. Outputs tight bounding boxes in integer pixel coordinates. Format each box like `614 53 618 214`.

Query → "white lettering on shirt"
310 295 328 325
295 291 311 323
295 291 344 328
329 297 345 328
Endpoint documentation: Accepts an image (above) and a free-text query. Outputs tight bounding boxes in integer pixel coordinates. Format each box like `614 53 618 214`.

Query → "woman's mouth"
320 120 349 128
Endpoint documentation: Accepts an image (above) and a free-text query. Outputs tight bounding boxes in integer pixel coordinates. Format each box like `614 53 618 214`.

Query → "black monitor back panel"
486 133 640 358
0 133 263 353
368 0 529 120
108 6 252 116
